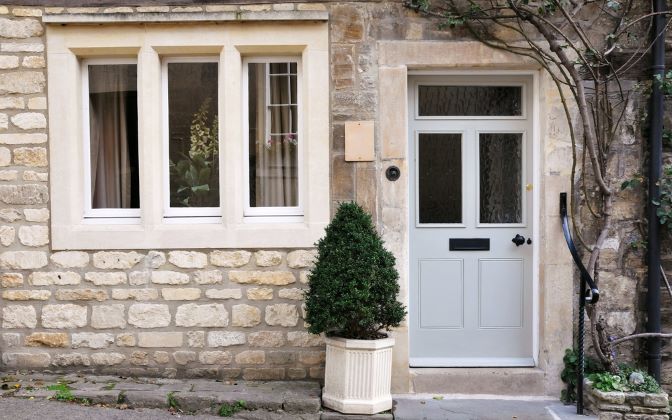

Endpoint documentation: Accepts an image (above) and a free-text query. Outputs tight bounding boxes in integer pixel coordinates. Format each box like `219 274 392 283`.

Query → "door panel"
479 258 523 328
409 75 534 367
419 259 464 329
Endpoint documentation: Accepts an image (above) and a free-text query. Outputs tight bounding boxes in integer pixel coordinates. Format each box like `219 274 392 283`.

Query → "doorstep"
410 367 547 395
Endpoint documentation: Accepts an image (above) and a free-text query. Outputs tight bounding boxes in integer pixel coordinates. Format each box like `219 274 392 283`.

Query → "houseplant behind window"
305 202 405 414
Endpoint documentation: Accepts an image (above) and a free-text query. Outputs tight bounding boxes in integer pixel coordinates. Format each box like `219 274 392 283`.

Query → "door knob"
512 234 525 246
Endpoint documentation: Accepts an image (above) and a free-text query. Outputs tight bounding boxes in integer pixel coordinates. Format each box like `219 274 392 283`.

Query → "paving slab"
114 383 162 391
70 389 121 405
234 411 320 420
1 372 322 418
81 375 124 384
393 396 597 420
320 409 393 419
11 388 55 399
0 397 223 419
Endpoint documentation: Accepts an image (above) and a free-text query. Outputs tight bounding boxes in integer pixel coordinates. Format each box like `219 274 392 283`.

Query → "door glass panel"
479 133 522 224
418 85 522 116
418 133 462 224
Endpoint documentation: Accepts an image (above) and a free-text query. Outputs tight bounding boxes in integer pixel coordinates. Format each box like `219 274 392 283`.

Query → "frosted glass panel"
418 85 522 116
479 133 522 224
418 133 461 224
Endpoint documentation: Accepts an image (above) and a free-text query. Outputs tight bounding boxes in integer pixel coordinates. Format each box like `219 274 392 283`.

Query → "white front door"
409 75 534 367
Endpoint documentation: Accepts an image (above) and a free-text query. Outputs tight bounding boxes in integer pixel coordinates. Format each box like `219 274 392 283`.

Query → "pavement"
392 395 595 420
0 372 321 419
0 373 597 419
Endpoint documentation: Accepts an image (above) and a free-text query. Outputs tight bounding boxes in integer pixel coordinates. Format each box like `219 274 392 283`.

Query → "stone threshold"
410 367 547 396
1 372 321 418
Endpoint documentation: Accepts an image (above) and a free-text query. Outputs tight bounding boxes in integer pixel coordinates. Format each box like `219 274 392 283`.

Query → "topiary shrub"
305 202 406 340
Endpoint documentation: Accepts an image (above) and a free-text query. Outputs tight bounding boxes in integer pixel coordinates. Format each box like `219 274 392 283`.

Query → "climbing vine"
655 165 672 226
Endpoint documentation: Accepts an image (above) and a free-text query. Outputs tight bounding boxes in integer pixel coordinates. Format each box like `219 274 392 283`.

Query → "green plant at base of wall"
304 202 406 340
117 390 127 405
218 400 247 417
167 391 180 410
47 382 90 405
587 364 661 394
560 348 602 403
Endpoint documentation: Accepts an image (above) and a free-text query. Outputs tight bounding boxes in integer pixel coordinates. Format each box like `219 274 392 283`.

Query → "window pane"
269 62 287 74
248 62 299 208
418 85 522 116
88 64 139 209
418 133 462 224
270 75 292 105
479 133 522 223
167 62 219 208
290 75 297 102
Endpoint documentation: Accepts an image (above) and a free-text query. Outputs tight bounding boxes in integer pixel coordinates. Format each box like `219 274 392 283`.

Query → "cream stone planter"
322 336 395 414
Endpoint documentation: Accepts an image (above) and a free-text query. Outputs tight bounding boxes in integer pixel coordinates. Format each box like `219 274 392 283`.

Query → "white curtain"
251 64 298 207
89 66 133 209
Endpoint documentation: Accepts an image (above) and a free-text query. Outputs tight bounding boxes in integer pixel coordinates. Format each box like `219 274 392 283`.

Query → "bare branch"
611 333 672 346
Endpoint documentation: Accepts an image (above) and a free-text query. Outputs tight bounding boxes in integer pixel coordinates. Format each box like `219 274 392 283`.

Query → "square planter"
584 378 669 420
322 336 395 415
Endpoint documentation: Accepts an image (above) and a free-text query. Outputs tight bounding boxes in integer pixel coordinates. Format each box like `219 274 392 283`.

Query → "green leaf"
304 202 406 339
191 184 210 193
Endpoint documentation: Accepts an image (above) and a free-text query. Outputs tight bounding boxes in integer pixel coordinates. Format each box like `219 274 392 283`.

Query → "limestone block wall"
0 5 329 380
0 2 452 381
0 0 657 392
2 247 324 379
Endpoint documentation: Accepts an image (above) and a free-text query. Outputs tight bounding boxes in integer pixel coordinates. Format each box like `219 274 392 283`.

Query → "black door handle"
512 234 525 246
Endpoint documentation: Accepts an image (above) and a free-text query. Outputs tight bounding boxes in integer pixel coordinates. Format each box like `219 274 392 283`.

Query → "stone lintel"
43 10 329 24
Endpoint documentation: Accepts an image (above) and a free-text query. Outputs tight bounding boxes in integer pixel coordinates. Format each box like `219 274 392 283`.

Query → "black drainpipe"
647 0 666 383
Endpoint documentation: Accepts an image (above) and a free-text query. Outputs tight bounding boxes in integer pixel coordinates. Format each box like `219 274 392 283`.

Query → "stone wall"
0 5 327 380
0 0 661 391
2 248 323 379
659 96 672 389
0 1 454 380
585 89 647 368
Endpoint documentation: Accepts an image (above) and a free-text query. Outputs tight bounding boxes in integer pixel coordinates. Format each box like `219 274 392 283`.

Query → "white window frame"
161 56 221 219
48 22 329 250
242 57 304 218
81 57 141 220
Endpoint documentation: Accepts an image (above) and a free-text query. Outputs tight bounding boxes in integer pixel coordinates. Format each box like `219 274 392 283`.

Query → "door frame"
406 70 540 367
